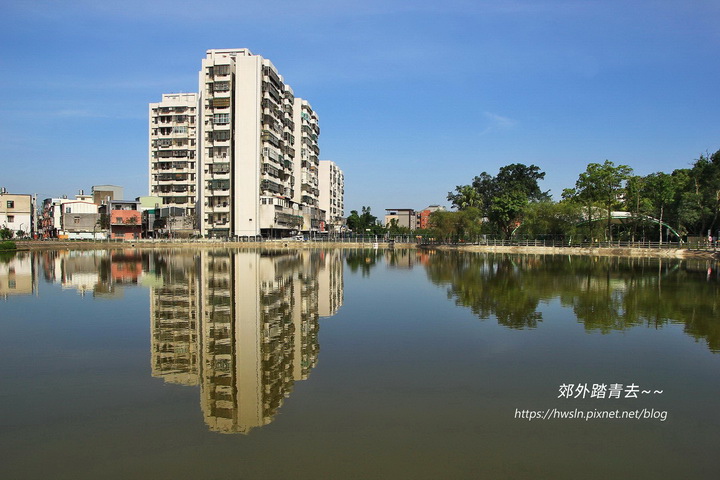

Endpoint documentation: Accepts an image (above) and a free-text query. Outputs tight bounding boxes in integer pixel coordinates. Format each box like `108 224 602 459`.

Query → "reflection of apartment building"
59 251 106 295
150 49 340 239
0 253 35 297
0 190 33 237
318 161 345 232
148 93 198 217
150 255 200 386
318 250 344 317
385 249 419 269
199 252 301 433
148 249 343 434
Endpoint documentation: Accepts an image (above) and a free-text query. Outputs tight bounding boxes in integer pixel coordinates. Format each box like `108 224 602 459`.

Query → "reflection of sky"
1 251 719 479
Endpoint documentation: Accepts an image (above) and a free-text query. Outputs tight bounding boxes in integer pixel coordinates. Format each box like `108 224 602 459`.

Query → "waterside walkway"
13 238 719 259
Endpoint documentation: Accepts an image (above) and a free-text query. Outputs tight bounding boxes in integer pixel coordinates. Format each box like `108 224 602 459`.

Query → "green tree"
387 218 410 235
428 210 458 242
689 150 720 235
643 172 677 244
473 164 548 238
450 163 548 238
346 206 383 235
97 213 110 230
0 226 13 240
516 200 584 239
623 175 652 241
447 184 482 210
564 160 632 241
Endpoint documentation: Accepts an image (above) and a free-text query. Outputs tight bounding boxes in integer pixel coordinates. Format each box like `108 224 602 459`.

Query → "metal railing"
17 236 719 252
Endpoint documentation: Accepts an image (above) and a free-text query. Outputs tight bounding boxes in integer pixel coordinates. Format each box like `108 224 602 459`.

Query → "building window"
74 217 80 224
213 113 230 125
7 215 14 223
66 207 71 213
6 201 14 208
214 82 230 92
213 130 231 141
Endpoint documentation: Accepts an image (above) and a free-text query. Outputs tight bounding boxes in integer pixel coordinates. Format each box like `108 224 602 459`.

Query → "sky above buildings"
1 0 719 215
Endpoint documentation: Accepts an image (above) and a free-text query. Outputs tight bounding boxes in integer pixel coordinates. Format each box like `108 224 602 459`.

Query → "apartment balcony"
111 217 141 226
261 130 280 148
211 164 231 175
207 179 231 191
260 179 283 195
262 162 281 178
155 173 190 182
206 204 230 214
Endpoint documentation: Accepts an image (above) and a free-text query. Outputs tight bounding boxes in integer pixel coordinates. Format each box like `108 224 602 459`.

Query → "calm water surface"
1 248 719 479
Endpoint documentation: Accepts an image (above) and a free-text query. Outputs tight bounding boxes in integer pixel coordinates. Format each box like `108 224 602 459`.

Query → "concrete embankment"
423 244 719 259
14 240 414 251
13 240 719 260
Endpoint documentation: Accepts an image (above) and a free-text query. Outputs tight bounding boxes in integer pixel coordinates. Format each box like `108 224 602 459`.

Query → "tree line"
436 149 720 243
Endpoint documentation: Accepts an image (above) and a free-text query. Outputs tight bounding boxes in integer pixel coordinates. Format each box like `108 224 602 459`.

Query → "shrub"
0 240 17 251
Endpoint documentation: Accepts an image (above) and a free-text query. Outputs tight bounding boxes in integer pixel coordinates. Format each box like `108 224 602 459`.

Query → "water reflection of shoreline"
424 252 720 352
0 251 36 298
149 250 344 434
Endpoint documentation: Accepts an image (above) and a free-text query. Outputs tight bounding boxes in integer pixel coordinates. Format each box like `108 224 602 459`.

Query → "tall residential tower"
148 93 198 217
149 48 341 239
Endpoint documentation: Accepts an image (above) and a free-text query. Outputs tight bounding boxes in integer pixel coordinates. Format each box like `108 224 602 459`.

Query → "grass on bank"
0 240 17 251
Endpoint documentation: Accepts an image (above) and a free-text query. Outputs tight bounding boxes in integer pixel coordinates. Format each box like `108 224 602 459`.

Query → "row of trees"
437 150 720 242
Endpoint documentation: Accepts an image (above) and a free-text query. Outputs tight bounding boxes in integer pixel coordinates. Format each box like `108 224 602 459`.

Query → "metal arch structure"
575 211 682 240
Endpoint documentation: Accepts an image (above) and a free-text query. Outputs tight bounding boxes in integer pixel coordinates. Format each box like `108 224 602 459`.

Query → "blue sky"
1 0 718 216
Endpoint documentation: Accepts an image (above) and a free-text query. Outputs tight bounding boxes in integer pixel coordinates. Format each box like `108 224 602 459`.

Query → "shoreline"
11 240 719 260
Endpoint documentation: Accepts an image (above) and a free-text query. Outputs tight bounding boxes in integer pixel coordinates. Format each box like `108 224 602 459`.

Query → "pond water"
1 248 719 479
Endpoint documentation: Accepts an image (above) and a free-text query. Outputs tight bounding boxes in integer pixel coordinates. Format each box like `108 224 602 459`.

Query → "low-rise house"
384 209 417 230
40 191 103 239
0 189 34 238
417 205 445 230
105 200 142 240
59 200 100 240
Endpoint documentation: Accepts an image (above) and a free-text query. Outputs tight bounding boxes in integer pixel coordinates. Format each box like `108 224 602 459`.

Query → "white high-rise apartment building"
149 48 341 238
200 48 311 238
148 93 198 216
318 160 345 231
293 99 323 232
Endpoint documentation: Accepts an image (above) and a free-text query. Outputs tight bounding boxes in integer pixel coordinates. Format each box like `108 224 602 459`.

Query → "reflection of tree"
344 249 382 276
424 252 720 351
425 254 547 329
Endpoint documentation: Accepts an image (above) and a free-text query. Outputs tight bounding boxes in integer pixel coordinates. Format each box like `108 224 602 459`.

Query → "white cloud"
479 111 516 135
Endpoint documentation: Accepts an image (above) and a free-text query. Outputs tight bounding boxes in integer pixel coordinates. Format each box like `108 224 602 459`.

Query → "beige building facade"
148 93 198 217
150 48 339 239
318 161 345 232
0 191 33 237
